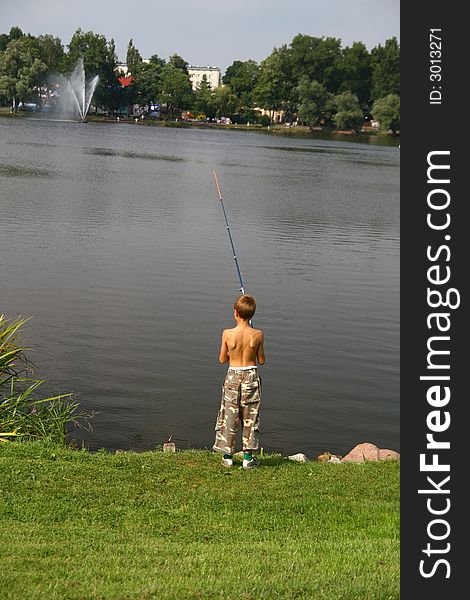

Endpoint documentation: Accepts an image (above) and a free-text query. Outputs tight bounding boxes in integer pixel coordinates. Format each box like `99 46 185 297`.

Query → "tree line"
0 26 400 132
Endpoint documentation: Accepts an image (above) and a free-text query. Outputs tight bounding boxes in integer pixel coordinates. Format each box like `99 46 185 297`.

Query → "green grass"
0 443 399 599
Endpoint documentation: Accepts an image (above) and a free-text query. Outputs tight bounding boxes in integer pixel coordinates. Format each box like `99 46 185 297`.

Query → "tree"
65 29 120 111
0 33 10 52
35 34 64 75
168 53 189 74
333 91 363 130
0 37 47 109
223 59 259 107
99 38 122 113
8 26 24 41
0 27 24 52
289 34 343 93
370 37 400 101
65 29 109 77
338 42 372 107
193 74 215 118
212 85 238 118
296 77 334 128
254 48 293 122
149 54 166 68
159 63 193 119
126 39 142 76
372 94 400 133
132 60 165 105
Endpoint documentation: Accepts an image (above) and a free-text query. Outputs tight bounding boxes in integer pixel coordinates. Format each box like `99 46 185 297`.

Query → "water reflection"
0 118 399 456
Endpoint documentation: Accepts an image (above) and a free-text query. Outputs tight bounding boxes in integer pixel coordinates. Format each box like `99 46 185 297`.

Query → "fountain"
57 58 99 122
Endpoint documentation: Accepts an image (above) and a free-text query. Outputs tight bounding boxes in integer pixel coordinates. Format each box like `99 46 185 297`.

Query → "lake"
0 118 399 456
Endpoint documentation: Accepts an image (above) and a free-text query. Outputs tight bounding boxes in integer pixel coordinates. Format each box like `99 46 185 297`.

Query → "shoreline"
0 110 400 146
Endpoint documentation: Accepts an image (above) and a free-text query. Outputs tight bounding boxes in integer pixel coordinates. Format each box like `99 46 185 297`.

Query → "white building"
116 62 222 91
116 59 151 76
187 66 221 91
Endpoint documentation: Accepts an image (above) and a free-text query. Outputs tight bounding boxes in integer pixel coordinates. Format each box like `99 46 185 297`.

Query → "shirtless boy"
212 294 265 469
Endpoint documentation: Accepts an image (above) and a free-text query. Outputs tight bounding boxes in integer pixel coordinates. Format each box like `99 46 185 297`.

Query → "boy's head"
234 294 256 321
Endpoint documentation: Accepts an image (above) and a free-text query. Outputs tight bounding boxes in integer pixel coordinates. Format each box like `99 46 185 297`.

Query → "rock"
288 453 307 463
163 442 176 453
379 448 400 461
327 455 342 464
317 452 342 463
341 442 380 463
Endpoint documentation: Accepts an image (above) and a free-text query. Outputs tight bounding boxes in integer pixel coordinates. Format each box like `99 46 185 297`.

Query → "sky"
2 0 400 73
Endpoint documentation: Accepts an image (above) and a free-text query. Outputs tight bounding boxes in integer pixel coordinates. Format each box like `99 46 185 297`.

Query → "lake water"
0 118 399 457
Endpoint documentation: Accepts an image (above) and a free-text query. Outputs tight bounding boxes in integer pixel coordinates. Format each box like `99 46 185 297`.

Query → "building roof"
188 65 220 71
118 75 134 87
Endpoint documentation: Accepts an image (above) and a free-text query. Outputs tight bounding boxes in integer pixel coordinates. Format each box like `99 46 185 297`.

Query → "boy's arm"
219 330 229 364
257 331 265 365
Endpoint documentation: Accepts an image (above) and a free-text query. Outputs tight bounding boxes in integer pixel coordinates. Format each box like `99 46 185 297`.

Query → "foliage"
126 38 142 76
35 34 64 75
258 114 271 127
0 33 9 52
64 29 120 111
333 91 363 130
0 37 47 108
254 46 294 119
212 84 238 118
168 53 189 73
1 28 25 54
148 54 166 68
132 60 164 105
297 77 334 127
338 41 372 107
0 444 400 599
289 34 343 93
0 25 399 125
370 37 400 101
223 59 259 107
8 26 24 41
65 28 108 76
193 74 215 118
159 63 193 118
0 315 91 444
372 94 400 133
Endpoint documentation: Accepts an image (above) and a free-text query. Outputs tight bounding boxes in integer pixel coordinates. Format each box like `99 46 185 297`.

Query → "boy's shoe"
242 457 258 469
221 457 233 468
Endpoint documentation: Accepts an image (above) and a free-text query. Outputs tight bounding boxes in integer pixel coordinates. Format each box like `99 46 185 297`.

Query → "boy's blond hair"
234 294 256 321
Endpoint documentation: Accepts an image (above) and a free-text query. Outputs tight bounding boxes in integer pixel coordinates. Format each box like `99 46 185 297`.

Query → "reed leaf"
1 315 92 443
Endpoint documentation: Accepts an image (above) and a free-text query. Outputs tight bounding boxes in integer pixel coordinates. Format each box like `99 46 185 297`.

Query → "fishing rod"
213 169 246 295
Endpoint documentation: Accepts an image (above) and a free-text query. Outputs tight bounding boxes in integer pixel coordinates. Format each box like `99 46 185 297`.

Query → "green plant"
0 314 92 444
258 114 271 127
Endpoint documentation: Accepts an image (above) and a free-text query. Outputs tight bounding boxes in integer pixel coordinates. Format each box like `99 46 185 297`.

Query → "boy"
212 294 265 469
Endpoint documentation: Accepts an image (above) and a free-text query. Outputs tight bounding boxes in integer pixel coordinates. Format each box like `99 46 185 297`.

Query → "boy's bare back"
219 324 265 367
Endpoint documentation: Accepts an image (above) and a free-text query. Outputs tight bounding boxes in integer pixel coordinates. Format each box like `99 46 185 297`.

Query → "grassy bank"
0 442 399 599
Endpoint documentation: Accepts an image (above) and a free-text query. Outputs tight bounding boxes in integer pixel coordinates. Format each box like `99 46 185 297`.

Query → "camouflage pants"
213 367 261 455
